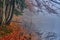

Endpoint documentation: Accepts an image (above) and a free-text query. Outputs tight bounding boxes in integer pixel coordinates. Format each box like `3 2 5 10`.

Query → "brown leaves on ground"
0 22 39 40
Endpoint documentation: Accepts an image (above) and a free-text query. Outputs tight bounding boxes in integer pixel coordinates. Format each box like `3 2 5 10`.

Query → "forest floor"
0 15 40 40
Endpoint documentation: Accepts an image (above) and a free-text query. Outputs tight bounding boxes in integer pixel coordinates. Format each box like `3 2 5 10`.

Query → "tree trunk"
6 0 15 25
2 0 6 25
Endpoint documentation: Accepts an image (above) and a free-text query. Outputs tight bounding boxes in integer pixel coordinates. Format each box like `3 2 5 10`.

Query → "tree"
0 0 15 25
2 0 6 25
0 0 27 25
5 0 15 24
15 0 27 12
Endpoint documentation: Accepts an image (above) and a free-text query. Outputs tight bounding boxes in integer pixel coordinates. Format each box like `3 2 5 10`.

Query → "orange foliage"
0 23 31 40
0 22 38 40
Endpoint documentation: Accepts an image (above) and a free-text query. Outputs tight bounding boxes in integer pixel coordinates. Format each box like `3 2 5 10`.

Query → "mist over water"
23 0 60 40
